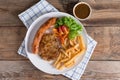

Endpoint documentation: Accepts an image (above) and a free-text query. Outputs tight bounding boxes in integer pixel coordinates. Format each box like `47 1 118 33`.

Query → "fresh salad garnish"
55 16 83 39
53 25 69 46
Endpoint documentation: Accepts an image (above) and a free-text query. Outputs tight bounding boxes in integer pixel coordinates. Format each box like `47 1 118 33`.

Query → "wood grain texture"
0 26 119 61
0 27 27 60
0 0 120 80
81 61 120 80
0 61 119 80
0 0 39 26
0 0 120 26
86 27 120 61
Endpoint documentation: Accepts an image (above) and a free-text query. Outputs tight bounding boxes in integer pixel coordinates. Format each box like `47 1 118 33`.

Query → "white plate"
25 12 88 74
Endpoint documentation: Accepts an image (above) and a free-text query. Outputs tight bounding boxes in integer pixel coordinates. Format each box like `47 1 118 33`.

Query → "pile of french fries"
53 35 86 70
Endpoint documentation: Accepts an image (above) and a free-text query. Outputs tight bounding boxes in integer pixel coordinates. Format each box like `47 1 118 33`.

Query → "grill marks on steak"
39 33 60 61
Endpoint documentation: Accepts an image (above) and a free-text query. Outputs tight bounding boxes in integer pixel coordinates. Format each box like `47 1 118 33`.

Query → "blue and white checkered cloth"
18 0 97 80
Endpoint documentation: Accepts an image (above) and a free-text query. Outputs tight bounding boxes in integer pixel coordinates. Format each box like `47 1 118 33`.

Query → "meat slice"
39 33 60 61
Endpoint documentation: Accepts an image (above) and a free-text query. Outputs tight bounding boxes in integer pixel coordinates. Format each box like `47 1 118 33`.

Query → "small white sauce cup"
73 2 92 21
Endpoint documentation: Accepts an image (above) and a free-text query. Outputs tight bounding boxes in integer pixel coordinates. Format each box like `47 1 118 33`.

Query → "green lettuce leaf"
55 16 83 39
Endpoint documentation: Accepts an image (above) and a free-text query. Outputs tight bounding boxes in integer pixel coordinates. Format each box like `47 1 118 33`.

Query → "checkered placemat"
18 0 97 80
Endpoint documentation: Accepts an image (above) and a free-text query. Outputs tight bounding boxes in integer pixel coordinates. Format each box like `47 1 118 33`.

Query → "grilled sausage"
32 17 57 54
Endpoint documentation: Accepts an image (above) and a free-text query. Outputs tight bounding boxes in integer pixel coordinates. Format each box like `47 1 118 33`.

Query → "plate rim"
25 12 88 74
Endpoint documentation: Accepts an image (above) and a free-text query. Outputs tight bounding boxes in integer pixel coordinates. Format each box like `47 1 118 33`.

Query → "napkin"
18 0 97 80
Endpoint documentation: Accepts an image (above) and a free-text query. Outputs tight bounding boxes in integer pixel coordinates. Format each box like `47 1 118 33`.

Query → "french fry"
60 57 69 62
61 50 69 57
79 35 86 49
74 44 79 51
64 49 85 66
73 37 77 44
66 44 79 53
66 47 74 53
58 65 65 70
75 48 79 52
65 61 75 68
70 40 74 46
54 53 61 66
64 38 68 46
68 51 71 58
55 63 61 69
54 35 86 70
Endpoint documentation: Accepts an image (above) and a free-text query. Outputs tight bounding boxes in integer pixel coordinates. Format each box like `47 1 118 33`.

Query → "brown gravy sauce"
75 3 90 19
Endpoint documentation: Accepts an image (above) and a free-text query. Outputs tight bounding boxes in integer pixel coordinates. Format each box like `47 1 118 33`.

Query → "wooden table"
0 0 120 80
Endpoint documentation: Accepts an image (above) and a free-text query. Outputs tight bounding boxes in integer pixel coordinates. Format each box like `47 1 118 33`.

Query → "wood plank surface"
86 27 120 61
0 27 120 60
0 27 27 60
82 61 120 80
0 0 120 80
0 61 119 80
0 0 120 26
0 0 39 26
